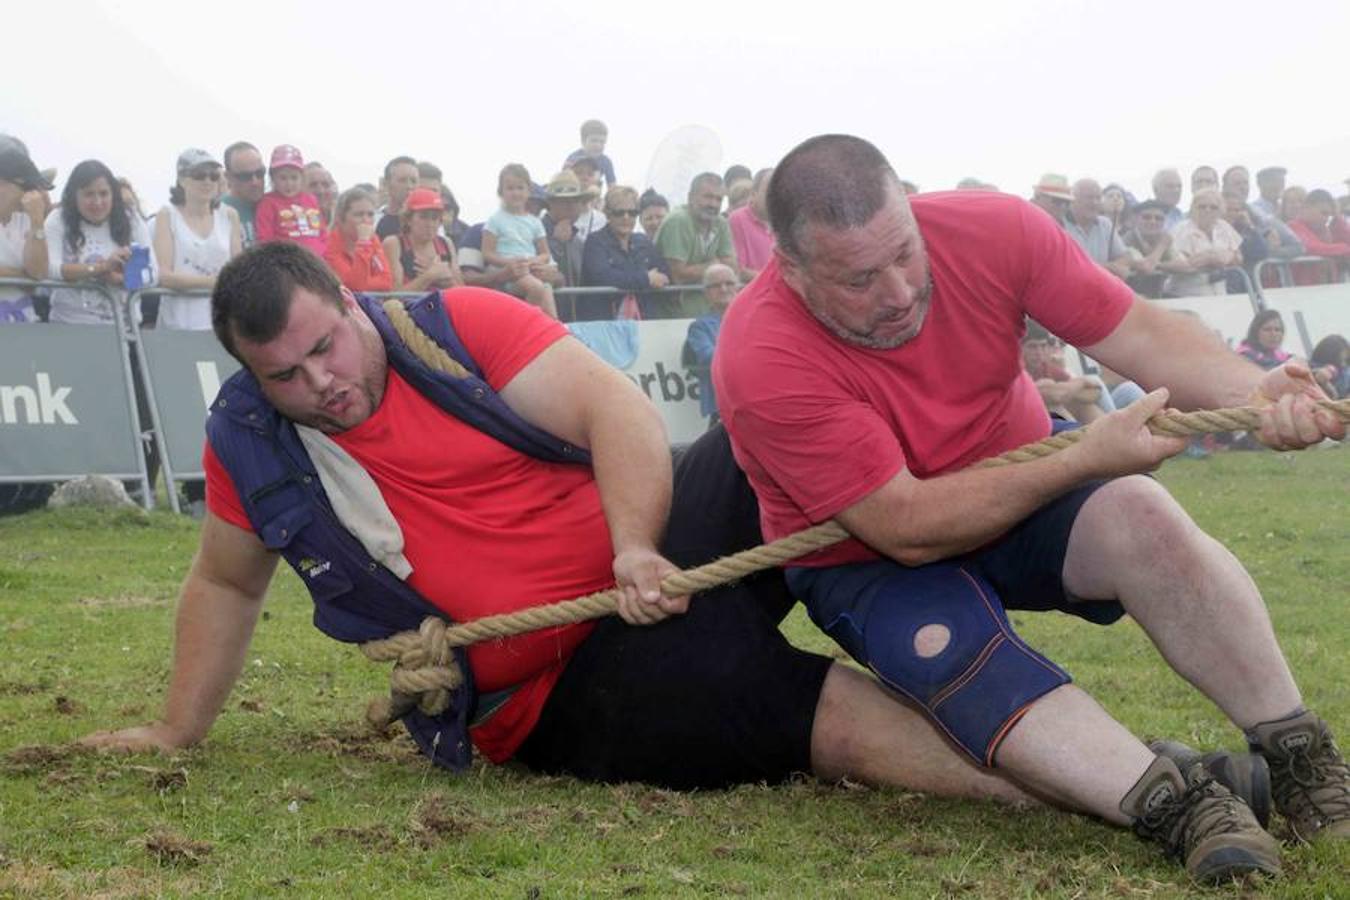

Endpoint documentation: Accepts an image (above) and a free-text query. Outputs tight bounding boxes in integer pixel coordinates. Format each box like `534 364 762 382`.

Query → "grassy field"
1 450 1346 898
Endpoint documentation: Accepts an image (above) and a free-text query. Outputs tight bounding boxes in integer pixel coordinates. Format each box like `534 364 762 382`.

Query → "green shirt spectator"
654 173 736 318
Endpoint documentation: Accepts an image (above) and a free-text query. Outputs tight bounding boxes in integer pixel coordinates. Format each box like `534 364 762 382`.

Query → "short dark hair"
638 188 669 212
767 134 899 262
222 141 259 172
580 119 607 140
1133 199 1168 215
1222 165 1248 184
1305 188 1336 208
212 243 344 363
417 160 443 182
688 172 723 197
383 155 418 181
723 164 752 186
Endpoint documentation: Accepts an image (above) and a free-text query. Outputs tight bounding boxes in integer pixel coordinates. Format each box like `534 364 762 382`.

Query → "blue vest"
206 291 591 770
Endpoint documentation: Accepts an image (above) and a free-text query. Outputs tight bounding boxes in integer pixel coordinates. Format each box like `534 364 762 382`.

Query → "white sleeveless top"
159 204 232 330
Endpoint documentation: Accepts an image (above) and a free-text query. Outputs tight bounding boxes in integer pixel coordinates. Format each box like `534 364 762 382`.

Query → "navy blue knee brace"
858 566 1070 766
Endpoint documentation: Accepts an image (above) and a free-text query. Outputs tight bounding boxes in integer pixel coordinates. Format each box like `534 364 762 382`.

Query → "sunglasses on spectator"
607 208 639 218
1137 213 1165 221
1195 203 1221 211
187 170 221 182
229 168 267 182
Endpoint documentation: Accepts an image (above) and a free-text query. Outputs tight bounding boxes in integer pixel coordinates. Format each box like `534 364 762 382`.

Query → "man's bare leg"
810 663 1038 805
1062 476 1302 730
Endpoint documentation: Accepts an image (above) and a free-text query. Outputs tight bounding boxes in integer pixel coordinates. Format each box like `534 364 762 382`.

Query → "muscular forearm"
159 568 266 744
841 450 1090 566
1087 301 1266 410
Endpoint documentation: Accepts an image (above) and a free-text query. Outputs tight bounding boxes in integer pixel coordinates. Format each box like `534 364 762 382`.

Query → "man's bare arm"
836 391 1187 566
1084 298 1345 447
499 336 685 624
82 513 279 751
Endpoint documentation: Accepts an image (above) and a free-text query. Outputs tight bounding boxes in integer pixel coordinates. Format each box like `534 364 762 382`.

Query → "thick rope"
362 297 1350 729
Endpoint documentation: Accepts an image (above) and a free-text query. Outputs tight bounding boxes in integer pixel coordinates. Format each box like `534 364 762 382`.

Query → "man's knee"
854 567 1070 766
1080 476 1200 558
913 623 950 658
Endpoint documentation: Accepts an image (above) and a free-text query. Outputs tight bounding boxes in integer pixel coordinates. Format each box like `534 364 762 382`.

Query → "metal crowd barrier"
0 277 153 508
1253 256 1349 291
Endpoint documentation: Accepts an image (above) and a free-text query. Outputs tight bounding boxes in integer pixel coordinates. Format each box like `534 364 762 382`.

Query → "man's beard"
808 275 934 350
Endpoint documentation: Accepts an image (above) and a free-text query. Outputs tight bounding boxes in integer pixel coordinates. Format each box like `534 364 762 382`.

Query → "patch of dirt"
116 704 146 718
142 831 212 867
42 769 85 788
310 825 398 852
127 765 188 794
238 698 265 713
54 696 85 716
3 742 88 775
288 725 421 764
409 792 481 846
75 594 169 610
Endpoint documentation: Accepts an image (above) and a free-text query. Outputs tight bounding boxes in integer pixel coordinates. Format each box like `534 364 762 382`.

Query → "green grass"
1 450 1347 898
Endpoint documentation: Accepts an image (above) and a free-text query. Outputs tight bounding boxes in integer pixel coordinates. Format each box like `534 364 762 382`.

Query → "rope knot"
360 616 464 731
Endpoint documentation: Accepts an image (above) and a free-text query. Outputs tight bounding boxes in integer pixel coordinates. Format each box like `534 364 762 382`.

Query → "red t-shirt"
204 288 614 761
713 191 1134 567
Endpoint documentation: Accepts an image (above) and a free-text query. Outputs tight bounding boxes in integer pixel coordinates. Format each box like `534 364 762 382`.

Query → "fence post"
125 287 182 514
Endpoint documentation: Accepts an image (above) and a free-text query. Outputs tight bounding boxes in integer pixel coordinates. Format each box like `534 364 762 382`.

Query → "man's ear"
340 286 359 312
775 247 808 296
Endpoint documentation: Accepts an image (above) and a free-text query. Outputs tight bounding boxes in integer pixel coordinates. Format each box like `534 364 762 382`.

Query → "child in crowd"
564 119 616 193
682 263 740 427
482 163 558 318
1310 334 1349 398
255 145 327 255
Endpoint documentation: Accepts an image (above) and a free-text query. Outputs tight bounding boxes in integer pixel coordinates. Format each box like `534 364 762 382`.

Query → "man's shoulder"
910 191 1040 253
911 190 1031 230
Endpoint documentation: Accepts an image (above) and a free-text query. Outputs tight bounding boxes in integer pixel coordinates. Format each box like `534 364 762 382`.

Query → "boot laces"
1272 736 1350 828
1134 774 1245 860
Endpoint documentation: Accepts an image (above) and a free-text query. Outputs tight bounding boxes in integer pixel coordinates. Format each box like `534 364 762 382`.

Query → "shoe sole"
1189 843 1282 883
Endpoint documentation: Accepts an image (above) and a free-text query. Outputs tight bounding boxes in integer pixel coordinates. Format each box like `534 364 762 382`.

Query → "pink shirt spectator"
728 205 775 273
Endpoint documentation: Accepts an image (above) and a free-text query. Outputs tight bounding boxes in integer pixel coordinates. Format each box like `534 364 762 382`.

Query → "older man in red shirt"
716 134 1347 881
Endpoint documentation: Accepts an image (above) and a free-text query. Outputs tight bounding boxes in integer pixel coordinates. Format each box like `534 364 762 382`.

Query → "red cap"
404 187 445 212
269 144 305 171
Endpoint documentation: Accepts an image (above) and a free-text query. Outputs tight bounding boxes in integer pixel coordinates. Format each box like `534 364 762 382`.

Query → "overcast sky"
8 0 1350 221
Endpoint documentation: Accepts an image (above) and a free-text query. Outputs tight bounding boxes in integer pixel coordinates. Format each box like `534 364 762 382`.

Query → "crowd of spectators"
3 125 1349 428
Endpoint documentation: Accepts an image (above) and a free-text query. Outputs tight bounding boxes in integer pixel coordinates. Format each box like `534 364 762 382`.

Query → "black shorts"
786 479 1125 645
514 427 833 789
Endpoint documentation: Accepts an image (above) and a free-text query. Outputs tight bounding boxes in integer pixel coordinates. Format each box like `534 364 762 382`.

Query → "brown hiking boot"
1250 711 1350 842
1148 739 1272 828
1121 756 1282 883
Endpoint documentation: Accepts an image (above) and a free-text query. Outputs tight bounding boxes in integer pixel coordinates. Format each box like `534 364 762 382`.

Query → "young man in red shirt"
82 243 1037 804
715 135 1347 881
